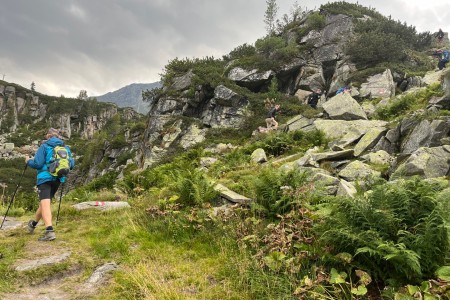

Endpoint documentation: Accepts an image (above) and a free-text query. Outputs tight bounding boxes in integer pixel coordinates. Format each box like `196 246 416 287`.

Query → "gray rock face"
179 125 207 149
428 96 450 110
228 67 274 90
296 65 325 91
170 70 194 91
202 97 249 128
401 119 450 154
214 85 243 107
322 93 367 120
359 69 395 99
391 146 450 179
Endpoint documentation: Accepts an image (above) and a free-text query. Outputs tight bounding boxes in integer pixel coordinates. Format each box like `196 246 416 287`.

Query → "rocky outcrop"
0 84 131 139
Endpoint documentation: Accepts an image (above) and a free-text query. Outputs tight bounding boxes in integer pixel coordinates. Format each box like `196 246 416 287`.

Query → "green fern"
318 177 449 285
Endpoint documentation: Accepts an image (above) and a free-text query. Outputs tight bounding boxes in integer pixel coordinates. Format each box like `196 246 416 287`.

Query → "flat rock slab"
214 184 252 204
72 201 131 211
15 252 71 272
0 217 23 231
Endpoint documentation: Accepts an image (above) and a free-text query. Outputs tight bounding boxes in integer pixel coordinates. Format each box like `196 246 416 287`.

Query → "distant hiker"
307 89 322 109
25 128 74 241
436 28 444 43
434 49 450 70
336 86 351 95
265 104 281 130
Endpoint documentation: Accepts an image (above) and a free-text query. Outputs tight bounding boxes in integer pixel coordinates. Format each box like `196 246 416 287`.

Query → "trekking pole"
56 182 64 225
0 164 28 230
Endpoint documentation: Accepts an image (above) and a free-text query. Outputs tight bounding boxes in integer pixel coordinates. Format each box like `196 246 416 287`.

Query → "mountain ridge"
95 82 161 114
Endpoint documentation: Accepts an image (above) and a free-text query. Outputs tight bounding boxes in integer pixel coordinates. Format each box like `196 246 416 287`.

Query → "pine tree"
264 0 278 36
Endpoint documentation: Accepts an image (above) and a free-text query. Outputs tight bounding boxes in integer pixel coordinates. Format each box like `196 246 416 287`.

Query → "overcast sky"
1 0 449 98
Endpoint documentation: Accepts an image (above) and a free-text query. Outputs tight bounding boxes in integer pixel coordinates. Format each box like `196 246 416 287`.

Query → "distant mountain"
96 82 161 114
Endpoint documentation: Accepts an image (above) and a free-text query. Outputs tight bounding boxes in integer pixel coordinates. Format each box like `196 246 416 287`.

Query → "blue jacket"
27 137 75 185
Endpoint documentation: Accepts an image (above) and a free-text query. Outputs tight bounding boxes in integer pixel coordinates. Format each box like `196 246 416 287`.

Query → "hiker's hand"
25 155 31 163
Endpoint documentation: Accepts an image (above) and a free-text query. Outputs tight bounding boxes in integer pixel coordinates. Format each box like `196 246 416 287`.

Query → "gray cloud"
0 0 449 97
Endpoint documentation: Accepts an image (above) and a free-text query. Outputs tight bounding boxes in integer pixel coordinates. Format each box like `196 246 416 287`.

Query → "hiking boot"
38 230 56 241
27 220 36 234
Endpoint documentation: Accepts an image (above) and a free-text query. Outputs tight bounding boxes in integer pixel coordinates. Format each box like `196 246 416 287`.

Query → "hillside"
1 2 450 299
95 82 161 114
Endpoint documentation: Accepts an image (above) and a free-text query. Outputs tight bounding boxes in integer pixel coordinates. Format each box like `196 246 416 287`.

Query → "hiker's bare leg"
40 199 52 227
34 205 42 223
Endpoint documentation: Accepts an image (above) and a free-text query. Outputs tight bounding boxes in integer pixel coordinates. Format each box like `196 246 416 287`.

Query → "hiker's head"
316 89 322 93
275 104 281 109
46 128 61 139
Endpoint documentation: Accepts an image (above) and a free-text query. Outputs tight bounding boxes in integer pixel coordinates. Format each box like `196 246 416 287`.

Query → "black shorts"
37 181 61 200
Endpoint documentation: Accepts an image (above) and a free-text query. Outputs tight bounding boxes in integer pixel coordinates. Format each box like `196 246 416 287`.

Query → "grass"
0 192 298 299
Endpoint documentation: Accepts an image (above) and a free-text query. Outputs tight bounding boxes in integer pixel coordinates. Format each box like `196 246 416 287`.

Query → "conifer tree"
264 0 278 36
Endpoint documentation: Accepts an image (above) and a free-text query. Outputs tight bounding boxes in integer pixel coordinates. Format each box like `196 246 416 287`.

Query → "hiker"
307 89 322 109
434 49 450 70
25 128 74 241
336 86 351 95
265 104 281 130
436 28 444 43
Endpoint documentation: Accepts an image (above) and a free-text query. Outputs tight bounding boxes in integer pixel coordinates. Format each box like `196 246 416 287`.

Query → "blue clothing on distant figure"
27 137 75 186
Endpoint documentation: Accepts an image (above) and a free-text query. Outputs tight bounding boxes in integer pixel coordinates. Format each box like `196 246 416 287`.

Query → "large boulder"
312 119 388 140
401 119 450 154
228 67 274 91
338 160 381 182
353 127 387 156
251 148 268 164
214 85 243 107
391 146 450 179
322 92 367 120
359 69 395 99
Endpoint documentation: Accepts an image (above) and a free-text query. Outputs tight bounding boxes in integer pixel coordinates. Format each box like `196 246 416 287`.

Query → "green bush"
305 12 326 30
320 1 382 18
318 178 449 285
85 171 118 191
255 36 286 57
224 43 256 61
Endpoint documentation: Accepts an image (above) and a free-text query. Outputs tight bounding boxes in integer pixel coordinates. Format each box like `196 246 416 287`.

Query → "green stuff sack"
48 146 70 178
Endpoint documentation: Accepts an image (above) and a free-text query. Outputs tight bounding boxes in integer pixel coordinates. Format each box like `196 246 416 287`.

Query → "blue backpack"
442 50 449 62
